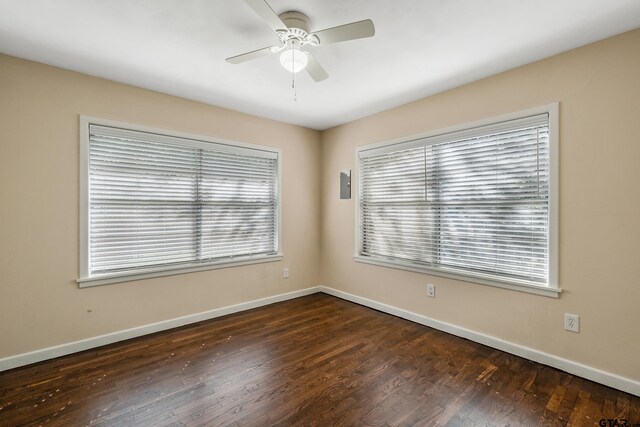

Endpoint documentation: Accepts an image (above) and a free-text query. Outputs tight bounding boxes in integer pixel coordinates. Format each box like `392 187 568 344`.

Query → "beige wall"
321 29 640 381
0 54 321 358
1 29 639 383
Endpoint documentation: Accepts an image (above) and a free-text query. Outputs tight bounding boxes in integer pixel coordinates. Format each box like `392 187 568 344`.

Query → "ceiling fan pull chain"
291 48 297 101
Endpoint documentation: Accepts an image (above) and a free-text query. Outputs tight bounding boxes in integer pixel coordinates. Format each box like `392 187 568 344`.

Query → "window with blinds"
80 120 279 284
358 111 557 291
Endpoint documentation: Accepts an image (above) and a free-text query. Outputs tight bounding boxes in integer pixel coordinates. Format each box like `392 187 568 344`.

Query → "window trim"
354 104 560 298
78 115 282 287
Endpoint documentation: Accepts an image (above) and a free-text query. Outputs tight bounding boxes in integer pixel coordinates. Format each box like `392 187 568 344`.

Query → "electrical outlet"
564 313 580 333
427 284 436 298
283 268 289 279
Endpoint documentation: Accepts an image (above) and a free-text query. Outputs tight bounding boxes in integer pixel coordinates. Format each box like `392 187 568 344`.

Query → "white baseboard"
0 286 321 372
319 286 640 397
2 284 638 397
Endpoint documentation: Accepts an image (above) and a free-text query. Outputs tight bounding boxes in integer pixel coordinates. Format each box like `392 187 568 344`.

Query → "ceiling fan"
226 0 376 82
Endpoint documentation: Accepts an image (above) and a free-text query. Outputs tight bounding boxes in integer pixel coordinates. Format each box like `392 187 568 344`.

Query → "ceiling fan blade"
243 0 287 32
226 46 278 64
312 19 375 45
305 52 329 82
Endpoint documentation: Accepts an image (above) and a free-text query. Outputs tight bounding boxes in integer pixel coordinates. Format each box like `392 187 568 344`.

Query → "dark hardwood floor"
0 293 638 426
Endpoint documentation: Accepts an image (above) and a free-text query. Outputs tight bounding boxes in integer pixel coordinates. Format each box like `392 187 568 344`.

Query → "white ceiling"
1 1 639 130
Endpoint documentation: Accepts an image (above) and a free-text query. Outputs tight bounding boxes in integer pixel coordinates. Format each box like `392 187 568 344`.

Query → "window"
79 117 281 287
356 105 558 297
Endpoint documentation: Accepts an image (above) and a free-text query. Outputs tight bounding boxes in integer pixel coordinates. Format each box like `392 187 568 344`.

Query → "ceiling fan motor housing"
279 11 310 32
277 11 320 46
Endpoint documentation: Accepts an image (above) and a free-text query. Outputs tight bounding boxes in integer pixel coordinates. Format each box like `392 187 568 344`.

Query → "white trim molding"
79 115 283 287
0 287 320 372
2 285 637 397
354 103 560 298
77 254 283 287
354 256 561 298
319 286 640 397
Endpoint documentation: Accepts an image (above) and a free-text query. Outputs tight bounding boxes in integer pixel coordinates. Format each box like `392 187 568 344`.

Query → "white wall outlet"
564 313 580 333
427 284 436 298
283 268 289 279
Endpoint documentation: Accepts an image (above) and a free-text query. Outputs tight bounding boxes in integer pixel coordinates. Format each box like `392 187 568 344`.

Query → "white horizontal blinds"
360 146 436 264
198 150 277 260
88 124 278 276
359 114 549 285
89 130 198 275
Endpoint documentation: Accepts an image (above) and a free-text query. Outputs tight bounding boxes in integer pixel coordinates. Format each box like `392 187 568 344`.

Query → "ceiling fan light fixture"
226 0 376 82
279 47 308 73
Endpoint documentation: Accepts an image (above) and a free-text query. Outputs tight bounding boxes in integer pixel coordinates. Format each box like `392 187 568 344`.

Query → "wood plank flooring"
0 293 638 426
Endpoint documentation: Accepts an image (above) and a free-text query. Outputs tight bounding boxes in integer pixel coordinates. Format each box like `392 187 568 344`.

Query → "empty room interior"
1 0 639 425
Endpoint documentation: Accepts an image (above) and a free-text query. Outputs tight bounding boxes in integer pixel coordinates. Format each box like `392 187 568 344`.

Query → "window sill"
77 254 283 288
354 256 561 298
